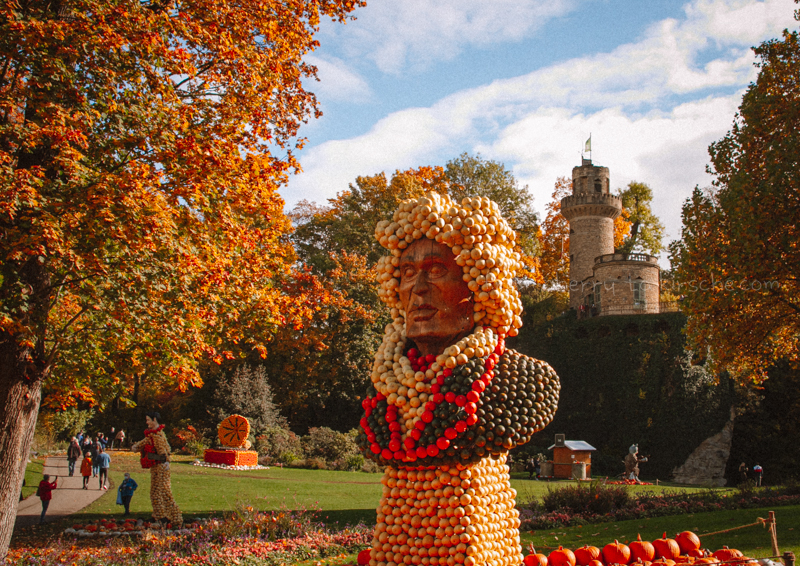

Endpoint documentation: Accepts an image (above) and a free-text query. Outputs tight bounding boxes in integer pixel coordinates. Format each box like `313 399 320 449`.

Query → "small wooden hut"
548 435 596 479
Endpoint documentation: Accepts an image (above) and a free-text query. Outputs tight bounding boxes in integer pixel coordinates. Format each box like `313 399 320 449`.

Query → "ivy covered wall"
510 311 736 480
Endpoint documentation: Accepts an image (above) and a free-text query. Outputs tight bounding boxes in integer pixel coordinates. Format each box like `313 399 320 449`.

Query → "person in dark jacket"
38 474 58 524
67 438 82 476
117 473 138 515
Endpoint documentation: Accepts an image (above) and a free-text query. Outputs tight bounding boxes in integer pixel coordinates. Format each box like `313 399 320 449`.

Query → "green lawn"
20 459 44 500
74 453 712 527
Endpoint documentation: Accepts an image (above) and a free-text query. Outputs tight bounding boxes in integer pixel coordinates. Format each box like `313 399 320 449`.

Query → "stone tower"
560 158 622 310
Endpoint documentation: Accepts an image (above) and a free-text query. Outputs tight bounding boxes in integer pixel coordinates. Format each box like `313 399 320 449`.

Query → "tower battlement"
560 193 622 221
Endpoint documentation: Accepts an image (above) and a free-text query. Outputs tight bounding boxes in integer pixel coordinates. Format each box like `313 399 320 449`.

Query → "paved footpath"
15 455 106 529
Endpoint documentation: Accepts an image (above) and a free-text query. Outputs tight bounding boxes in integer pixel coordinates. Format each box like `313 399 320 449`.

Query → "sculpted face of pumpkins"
398 238 474 358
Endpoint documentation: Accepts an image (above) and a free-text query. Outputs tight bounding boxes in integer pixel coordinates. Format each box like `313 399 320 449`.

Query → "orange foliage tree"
0 0 362 554
670 17 800 381
537 177 572 288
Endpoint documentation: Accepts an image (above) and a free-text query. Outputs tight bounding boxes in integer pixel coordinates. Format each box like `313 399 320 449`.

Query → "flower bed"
203 448 259 466
520 482 800 530
9 508 371 566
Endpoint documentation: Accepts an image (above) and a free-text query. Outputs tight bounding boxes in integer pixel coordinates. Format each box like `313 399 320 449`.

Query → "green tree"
615 181 665 255
670 10 800 380
445 153 541 265
212 365 285 438
0 0 361 555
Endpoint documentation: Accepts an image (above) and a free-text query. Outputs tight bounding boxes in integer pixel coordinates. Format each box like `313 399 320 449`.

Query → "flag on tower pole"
584 135 592 153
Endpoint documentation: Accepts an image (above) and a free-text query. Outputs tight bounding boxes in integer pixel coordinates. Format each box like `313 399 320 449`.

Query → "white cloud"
288 0 797 252
323 0 580 74
304 54 372 103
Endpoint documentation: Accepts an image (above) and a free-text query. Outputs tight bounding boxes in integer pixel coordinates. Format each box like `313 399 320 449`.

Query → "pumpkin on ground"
575 545 602 566
603 540 631 565
653 533 681 560
712 547 743 562
524 547 549 566
630 534 656 563
549 546 577 566
218 414 251 448
676 531 701 554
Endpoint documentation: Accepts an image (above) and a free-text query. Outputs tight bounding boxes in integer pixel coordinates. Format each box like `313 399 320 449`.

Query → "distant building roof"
549 440 596 451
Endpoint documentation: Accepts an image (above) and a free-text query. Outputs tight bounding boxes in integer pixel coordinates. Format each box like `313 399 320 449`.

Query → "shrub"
302 427 358 463
256 426 303 462
170 421 205 453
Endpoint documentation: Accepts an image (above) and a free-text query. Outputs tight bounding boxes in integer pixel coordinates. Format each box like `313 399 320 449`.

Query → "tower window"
594 283 602 308
594 180 602 193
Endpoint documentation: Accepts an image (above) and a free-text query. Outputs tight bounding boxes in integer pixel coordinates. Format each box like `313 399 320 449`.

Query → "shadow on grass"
313 508 376 528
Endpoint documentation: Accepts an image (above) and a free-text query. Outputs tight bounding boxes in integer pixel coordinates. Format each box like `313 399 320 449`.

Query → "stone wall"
568 216 616 309
592 259 660 315
671 408 735 486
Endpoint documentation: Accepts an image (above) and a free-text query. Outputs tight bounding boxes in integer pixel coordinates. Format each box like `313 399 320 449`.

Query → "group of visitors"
739 461 764 486
38 413 177 525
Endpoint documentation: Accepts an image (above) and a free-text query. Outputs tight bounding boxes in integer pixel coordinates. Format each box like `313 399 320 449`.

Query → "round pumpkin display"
688 550 706 559
603 540 631 565
575 545 602 566
652 559 677 566
676 531 701 554
549 546 577 566
630 534 656 563
587 561 605 566
357 549 371 565
218 414 251 448
712 547 743 562
653 533 680 560
525 547 549 566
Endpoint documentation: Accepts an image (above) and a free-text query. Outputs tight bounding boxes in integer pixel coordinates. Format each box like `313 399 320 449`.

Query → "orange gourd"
604 540 631 565
549 546 577 566
676 531 701 554
630 534 656 563
653 533 680 560
218 414 251 448
575 546 602 566
525 547 549 566
712 547 743 562
587 561 605 566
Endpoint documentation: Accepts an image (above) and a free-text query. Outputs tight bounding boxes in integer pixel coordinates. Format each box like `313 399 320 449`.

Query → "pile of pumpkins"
524 532 758 566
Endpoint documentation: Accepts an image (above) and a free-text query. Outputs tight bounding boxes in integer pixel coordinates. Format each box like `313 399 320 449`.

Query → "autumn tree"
615 181 665 255
280 160 541 429
537 177 572 289
0 0 361 555
670 12 800 381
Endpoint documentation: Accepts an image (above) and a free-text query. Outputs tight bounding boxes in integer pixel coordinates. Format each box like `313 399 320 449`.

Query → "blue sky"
283 0 798 262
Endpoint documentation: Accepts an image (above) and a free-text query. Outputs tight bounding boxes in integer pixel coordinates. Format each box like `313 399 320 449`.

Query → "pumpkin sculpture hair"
357 194 559 468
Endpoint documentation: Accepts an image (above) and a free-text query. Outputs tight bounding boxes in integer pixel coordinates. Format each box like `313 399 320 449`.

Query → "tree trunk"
0 340 44 559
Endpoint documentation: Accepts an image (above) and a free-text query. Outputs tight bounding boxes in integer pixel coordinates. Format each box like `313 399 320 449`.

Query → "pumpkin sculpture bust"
357 194 560 566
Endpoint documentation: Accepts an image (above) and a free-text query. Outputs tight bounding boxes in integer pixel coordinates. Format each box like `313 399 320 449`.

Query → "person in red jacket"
38 474 58 524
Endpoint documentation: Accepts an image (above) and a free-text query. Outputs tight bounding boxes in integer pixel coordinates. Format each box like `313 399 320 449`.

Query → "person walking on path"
131 411 182 526
67 438 82 476
115 429 126 449
80 454 92 489
37 474 57 524
753 463 763 486
96 447 111 490
89 440 100 477
117 473 138 515
739 461 748 483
